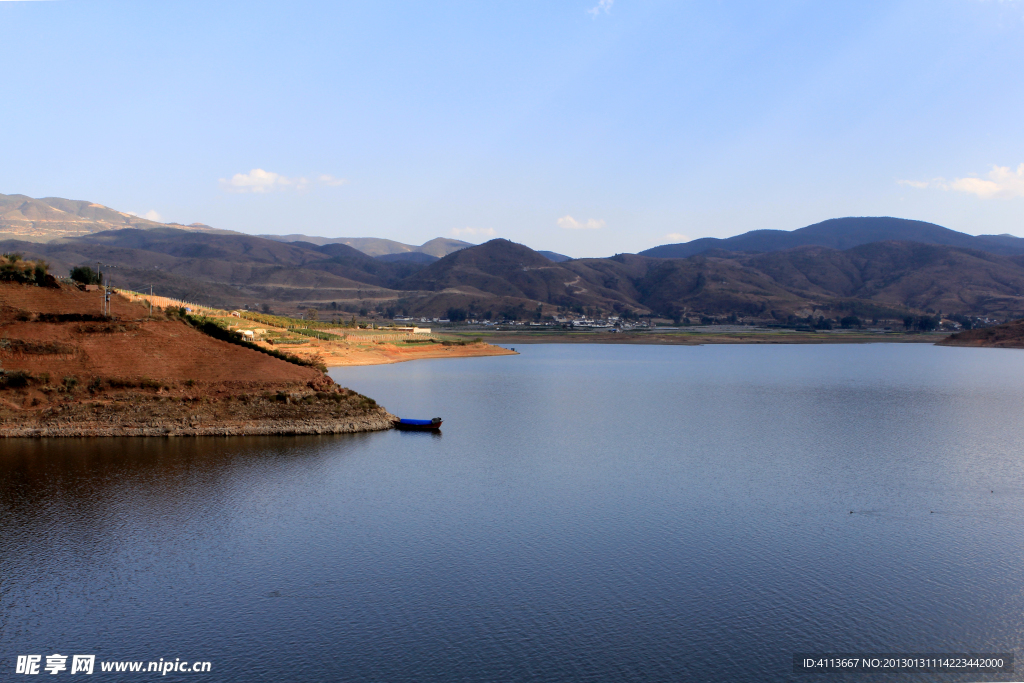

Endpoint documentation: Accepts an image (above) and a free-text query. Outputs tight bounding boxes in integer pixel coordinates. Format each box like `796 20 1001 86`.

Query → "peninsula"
0 261 398 437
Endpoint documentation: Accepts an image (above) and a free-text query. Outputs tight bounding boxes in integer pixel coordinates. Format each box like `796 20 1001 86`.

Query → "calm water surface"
3 344 1024 682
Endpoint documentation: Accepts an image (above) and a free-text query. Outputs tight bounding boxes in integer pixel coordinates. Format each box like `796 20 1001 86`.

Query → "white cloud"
219 169 351 193
451 227 497 238
898 163 1024 199
950 164 1024 198
558 215 605 230
587 0 613 17
897 179 931 189
318 174 349 187
220 169 307 193
125 209 163 222
665 233 689 242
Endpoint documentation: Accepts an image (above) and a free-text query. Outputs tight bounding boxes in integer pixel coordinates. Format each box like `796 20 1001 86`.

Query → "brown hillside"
0 283 321 384
0 281 395 437
0 193 226 242
6 224 1024 323
938 319 1024 348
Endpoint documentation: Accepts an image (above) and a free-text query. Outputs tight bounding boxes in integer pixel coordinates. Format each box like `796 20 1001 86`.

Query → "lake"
3 344 1024 682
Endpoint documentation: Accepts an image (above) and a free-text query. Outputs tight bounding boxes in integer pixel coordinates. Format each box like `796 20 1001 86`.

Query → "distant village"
391 312 996 333
392 315 651 331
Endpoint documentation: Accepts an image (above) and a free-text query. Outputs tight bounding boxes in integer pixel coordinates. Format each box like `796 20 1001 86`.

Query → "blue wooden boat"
394 417 443 431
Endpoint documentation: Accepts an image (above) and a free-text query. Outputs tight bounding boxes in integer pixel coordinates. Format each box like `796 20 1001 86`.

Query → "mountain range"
2 194 1023 323
641 217 1024 259
0 194 478 259
259 234 473 259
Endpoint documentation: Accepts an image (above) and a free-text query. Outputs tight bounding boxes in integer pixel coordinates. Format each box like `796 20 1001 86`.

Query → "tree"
70 266 101 285
840 316 861 329
306 308 318 321
33 261 49 283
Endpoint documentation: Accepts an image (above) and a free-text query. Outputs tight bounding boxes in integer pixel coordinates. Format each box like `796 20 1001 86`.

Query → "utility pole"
150 284 153 317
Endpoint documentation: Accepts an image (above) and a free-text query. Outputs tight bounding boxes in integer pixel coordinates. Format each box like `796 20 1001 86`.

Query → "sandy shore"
316 341 517 366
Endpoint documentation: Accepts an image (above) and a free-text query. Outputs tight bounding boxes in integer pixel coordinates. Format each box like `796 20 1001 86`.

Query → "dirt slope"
0 282 395 436
938 319 1024 349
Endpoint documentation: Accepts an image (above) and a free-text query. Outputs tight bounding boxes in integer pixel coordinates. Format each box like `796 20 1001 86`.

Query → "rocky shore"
0 378 399 438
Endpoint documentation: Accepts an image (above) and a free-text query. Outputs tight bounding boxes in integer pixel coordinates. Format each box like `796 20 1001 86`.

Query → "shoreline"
0 414 397 438
0 389 399 439
452 329 949 346
317 341 517 367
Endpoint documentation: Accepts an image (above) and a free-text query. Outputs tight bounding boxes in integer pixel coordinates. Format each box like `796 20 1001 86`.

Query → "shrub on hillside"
70 266 102 285
0 370 33 389
1 254 52 286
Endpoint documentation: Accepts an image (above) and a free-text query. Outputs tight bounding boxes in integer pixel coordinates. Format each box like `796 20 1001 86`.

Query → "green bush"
1 254 51 286
70 266 102 285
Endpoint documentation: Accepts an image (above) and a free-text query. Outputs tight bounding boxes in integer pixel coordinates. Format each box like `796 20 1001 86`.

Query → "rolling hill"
3 197 1024 323
641 217 1024 259
396 239 1024 321
260 234 473 257
0 193 226 242
0 229 413 310
6 229 1024 322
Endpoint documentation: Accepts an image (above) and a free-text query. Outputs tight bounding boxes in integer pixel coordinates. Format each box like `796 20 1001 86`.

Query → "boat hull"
394 418 443 431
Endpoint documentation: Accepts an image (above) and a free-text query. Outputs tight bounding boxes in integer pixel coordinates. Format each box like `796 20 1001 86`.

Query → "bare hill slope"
0 193 227 242
0 280 395 437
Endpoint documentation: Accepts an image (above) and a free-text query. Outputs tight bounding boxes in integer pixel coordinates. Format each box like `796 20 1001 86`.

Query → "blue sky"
2 0 1022 257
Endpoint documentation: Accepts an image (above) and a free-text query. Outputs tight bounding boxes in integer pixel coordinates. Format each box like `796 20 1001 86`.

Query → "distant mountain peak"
0 193 229 243
640 216 1024 259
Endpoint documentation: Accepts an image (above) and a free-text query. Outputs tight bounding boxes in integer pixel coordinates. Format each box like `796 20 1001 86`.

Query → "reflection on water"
3 344 1024 682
